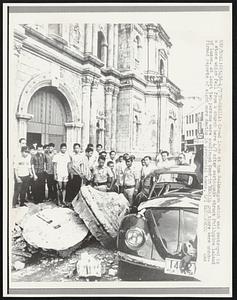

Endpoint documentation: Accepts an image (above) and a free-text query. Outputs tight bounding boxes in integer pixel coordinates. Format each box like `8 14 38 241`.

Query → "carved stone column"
82 75 93 149
113 24 118 69
92 24 98 56
89 79 99 145
85 23 92 54
111 87 119 150
16 113 33 139
65 122 83 151
104 84 114 151
147 25 155 72
107 24 114 68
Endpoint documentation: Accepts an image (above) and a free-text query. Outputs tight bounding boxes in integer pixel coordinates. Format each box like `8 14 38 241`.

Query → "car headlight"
125 227 145 250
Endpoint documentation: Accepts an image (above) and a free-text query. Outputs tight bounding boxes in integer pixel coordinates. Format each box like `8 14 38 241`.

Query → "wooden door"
27 87 67 149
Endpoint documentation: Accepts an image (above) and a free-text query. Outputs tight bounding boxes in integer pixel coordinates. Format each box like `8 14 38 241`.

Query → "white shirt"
157 159 173 169
141 164 156 179
71 152 84 175
53 152 71 176
13 154 31 177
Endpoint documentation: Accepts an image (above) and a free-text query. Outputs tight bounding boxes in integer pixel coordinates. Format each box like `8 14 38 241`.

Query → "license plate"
165 258 196 277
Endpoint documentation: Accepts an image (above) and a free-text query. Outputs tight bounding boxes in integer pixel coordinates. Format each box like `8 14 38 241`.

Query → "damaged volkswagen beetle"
117 167 202 281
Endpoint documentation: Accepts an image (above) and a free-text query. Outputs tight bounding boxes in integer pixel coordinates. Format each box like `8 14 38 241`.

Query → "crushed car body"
117 167 202 281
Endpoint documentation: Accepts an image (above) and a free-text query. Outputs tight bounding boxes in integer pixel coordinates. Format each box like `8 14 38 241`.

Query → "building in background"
12 23 183 158
181 97 204 153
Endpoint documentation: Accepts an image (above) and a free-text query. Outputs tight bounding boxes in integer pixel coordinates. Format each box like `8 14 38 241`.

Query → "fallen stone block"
72 186 129 248
22 207 89 257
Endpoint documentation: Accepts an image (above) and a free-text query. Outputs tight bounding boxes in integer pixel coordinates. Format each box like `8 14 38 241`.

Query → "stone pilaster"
111 87 119 150
65 122 83 150
146 25 155 72
104 84 114 151
84 23 92 54
92 24 98 56
107 24 114 68
113 24 118 69
16 113 33 139
89 78 99 145
82 75 93 149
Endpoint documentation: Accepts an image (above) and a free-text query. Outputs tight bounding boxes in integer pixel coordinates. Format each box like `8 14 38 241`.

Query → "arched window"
97 31 107 63
160 59 165 75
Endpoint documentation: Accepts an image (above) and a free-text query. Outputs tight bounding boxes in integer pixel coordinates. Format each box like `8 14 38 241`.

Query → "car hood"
138 191 201 211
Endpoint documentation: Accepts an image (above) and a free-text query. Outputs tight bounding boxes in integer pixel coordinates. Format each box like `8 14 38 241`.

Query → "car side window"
182 208 198 251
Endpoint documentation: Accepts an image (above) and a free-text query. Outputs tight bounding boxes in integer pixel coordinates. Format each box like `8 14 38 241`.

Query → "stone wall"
12 23 183 159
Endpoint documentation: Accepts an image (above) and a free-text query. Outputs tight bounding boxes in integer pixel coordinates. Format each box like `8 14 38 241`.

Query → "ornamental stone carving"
113 86 119 97
169 109 177 121
91 78 99 89
14 41 23 57
70 23 81 46
145 74 164 84
120 79 132 86
82 75 93 86
104 84 114 95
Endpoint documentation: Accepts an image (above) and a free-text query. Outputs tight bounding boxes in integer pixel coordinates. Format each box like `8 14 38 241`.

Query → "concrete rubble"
11 187 128 279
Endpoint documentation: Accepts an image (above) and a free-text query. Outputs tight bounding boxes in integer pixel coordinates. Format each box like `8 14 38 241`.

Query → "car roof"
146 166 197 177
138 196 200 211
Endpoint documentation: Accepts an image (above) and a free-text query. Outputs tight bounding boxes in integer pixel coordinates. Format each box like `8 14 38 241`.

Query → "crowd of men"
13 137 199 209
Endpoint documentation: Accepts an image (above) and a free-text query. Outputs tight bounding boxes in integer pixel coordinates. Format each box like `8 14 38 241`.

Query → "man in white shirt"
157 151 173 169
156 151 173 182
53 143 71 206
91 143 103 167
140 156 156 182
81 147 94 185
67 143 84 202
12 146 32 207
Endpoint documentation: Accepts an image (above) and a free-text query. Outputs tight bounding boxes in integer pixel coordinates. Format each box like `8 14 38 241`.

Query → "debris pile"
11 187 129 279
11 224 39 270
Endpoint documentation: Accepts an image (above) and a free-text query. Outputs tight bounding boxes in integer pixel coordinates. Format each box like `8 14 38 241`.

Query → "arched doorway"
27 86 68 150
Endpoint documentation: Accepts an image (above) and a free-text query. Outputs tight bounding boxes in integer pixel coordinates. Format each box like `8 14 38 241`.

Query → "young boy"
45 143 57 201
53 143 71 206
82 147 94 185
116 155 125 193
107 161 119 193
31 144 46 203
13 146 32 207
67 143 84 202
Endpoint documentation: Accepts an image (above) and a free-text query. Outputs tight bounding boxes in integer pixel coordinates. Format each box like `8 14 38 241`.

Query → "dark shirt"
45 152 55 175
31 153 45 174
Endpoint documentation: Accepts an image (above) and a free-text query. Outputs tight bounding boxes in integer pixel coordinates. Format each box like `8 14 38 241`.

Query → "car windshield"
156 173 193 186
150 208 198 256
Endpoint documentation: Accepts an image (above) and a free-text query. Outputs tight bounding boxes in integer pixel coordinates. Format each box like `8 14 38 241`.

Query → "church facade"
12 23 183 158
